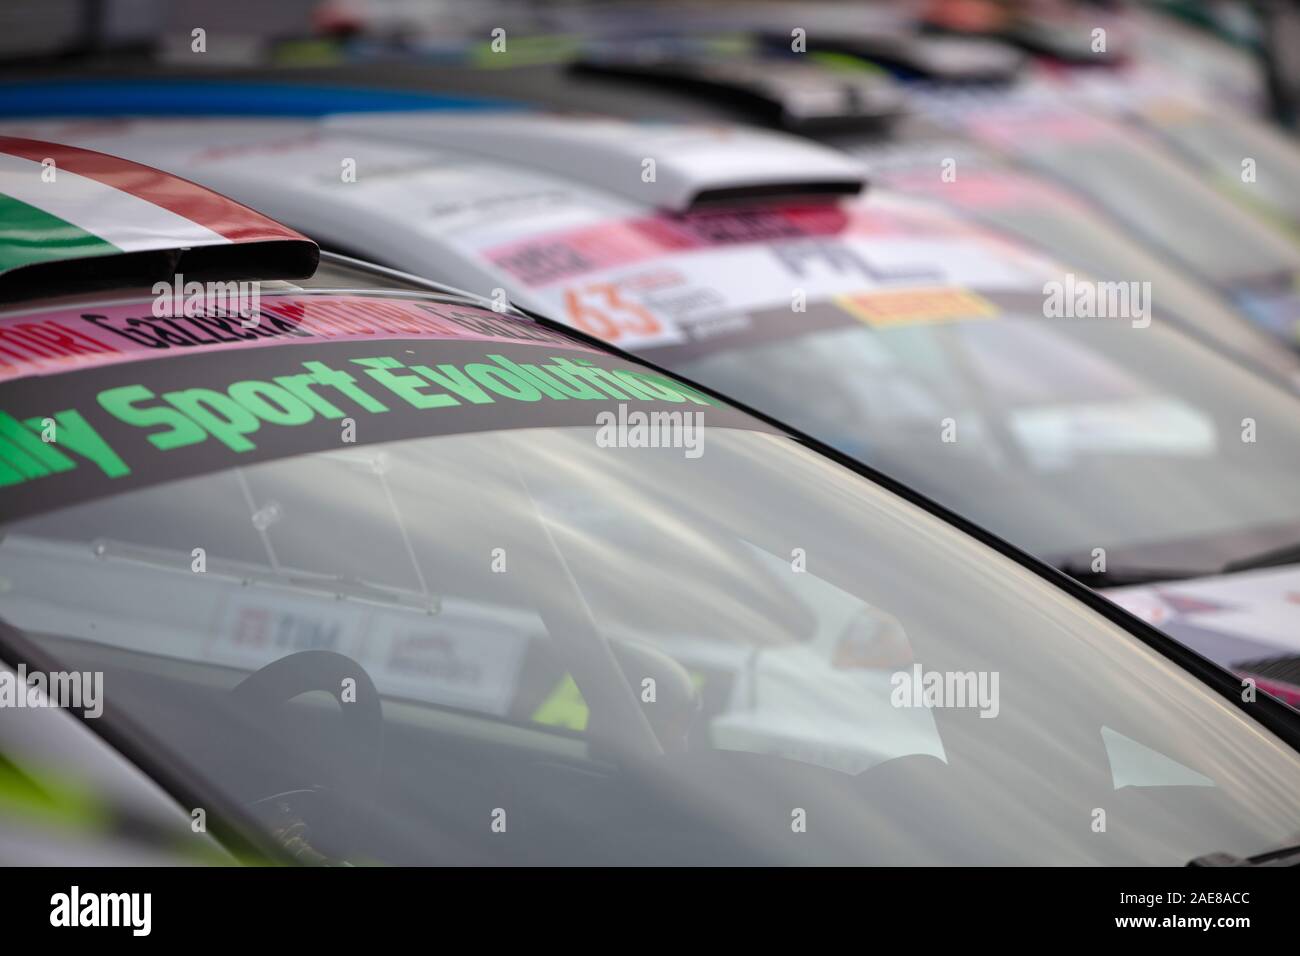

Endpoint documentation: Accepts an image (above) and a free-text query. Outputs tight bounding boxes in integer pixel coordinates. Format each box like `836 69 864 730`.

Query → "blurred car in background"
89 1 1296 351
910 86 1300 346
538 14 1300 350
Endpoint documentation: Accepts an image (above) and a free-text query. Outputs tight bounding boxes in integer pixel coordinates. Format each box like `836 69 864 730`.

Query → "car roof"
0 132 594 383
0 112 1048 277
0 111 868 213
328 112 868 209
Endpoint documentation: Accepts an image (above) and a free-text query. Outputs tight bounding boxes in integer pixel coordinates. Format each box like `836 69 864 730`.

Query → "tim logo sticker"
50 887 151 936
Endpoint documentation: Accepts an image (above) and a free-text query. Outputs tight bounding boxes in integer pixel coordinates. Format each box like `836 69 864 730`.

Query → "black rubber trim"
0 239 320 304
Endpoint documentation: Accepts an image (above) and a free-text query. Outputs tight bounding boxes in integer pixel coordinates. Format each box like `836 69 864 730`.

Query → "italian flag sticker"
0 136 305 275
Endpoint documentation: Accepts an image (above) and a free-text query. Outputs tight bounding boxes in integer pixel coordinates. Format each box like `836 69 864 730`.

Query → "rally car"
935 15 1300 243
565 33 1300 350
270 6 1299 350
3 136 1300 867
905 82 1300 347
843 127 1299 386
15 109 1300 706
141 20 1300 351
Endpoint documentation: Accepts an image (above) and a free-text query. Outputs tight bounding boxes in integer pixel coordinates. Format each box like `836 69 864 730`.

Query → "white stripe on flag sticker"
0 151 229 252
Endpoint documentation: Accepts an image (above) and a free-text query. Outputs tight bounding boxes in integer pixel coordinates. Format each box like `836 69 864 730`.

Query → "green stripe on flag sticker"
0 193 119 274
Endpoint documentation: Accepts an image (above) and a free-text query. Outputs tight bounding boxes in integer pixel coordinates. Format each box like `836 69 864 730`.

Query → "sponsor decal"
371 616 528 716
0 294 589 380
471 199 1050 352
0 336 739 519
837 287 998 327
202 592 530 716
485 205 855 287
206 594 357 671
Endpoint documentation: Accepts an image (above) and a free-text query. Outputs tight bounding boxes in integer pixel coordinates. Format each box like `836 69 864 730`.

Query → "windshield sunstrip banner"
0 293 594 381
632 289 1045 365
0 338 757 520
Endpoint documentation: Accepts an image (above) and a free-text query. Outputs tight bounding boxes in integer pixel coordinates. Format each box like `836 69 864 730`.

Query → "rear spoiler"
328 114 868 212
756 30 1026 84
920 10 1130 66
568 49 907 133
0 136 318 300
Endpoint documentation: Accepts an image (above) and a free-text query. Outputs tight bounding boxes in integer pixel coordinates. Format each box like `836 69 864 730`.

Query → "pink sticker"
483 203 971 288
0 293 591 381
966 111 1115 153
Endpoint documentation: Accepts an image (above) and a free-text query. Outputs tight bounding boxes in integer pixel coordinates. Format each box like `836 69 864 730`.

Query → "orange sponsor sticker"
836 288 998 327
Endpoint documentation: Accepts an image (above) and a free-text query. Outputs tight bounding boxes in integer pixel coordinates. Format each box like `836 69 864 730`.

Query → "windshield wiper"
1189 844 1300 867
84 537 441 614
1221 541 1300 575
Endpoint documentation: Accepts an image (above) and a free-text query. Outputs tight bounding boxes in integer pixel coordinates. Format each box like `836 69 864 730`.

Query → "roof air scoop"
328 114 868 213
0 136 318 300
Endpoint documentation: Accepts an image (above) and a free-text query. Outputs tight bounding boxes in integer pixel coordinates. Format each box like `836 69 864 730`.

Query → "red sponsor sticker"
485 205 852 286
484 203 976 288
0 294 590 380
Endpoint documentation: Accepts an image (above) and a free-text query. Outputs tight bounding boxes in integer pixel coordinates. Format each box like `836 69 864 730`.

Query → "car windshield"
993 125 1300 286
2 288 1299 865
871 167 1293 378
671 290 1300 573
1150 110 1300 225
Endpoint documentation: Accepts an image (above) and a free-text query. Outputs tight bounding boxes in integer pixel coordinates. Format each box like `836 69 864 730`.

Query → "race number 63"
562 282 661 341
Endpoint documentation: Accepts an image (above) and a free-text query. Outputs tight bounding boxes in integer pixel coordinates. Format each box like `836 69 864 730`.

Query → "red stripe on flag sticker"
0 137 307 244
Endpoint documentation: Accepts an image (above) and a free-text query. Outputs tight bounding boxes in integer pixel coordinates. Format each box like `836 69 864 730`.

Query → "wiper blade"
1221 541 1300 575
87 537 440 614
1189 844 1300 867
